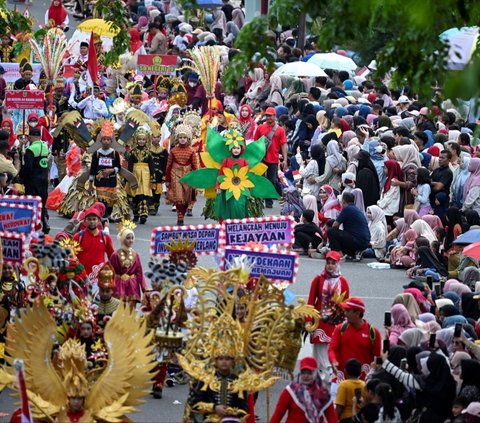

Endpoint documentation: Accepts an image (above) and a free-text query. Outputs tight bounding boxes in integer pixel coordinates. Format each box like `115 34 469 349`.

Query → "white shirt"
77 95 109 119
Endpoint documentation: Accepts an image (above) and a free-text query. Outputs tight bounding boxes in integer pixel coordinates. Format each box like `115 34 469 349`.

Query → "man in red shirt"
328 297 381 380
253 107 287 208
73 207 115 278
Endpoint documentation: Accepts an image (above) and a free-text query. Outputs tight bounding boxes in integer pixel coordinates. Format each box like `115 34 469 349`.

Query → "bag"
264 123 278 152
406 407 427 423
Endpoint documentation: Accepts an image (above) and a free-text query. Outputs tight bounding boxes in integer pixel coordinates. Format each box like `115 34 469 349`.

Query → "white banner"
0 62 43 85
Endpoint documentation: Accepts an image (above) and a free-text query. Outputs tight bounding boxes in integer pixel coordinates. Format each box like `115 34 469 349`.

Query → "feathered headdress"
187 46 221 99
100 120 114 139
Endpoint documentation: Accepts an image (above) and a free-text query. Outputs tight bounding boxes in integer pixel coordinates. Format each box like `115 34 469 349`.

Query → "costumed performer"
110 220 147 308
88 121 121 219
149 132 168 216
165 124 199 225
126 127 155 224
94 262 120 332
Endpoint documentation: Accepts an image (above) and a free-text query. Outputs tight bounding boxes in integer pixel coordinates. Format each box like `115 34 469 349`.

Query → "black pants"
293 231 322 251
25 181 49 232
264 162 282 207
327 228 366 257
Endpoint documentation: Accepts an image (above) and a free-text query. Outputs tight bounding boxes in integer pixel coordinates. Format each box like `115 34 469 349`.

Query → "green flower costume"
180 128 280 221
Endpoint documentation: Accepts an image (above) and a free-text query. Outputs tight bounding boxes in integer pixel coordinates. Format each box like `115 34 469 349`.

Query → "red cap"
340 297 366 313
300 356 318 371
265 107 276 116
325 251 341 262
84 207 102 219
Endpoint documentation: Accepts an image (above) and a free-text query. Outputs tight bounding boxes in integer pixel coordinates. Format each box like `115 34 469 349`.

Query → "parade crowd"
1 0 480 422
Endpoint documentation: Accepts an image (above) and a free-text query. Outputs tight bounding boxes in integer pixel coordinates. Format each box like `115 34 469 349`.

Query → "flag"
14 360 33 423
87 32 99 87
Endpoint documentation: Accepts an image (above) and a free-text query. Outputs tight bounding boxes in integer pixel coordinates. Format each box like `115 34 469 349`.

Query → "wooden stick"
266 387 271 422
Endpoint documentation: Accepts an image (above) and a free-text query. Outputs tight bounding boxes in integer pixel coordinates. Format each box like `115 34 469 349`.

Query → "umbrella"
441 27 479 70
185 0 223 8
77 19 120 37
308 53 357 71
454 229 480 245
462 241 480 260
273 61 327 77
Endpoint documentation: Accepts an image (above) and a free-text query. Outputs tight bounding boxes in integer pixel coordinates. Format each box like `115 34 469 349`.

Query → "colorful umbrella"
273 61 327 77
77 19 120 37
454 229 480 245
308 53 357 71
462 241 480 260
185 0 223 8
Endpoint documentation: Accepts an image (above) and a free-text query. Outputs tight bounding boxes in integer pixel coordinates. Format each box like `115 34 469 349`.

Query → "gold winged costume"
0 301 156 422
178 260 320 422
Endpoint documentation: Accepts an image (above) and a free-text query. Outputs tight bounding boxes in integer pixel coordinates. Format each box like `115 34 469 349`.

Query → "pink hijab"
389 303 416 345
422 214 443 231
402 228 418 246
303 194 319 226
404 209 420 228
444 279 471 296
464 158 480 201
320 184 341 219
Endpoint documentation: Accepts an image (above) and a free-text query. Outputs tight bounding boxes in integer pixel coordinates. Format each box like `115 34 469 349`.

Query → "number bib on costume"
99 157 113 167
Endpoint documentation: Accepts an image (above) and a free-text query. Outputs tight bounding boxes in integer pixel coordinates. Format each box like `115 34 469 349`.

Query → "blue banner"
0 204 35 233
151 225 221 255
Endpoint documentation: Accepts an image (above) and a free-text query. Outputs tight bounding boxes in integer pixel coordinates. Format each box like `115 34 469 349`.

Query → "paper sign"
0 203 36 233
137 55 177 76
1 195 42 225
222 246 299 283
0 62 43 85
150 224 221 256
0 231 26 265
222 216 295 247
5 90 46 110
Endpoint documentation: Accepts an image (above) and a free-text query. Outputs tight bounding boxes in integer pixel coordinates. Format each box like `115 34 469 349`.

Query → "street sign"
137 55 177 76
5 90 45 110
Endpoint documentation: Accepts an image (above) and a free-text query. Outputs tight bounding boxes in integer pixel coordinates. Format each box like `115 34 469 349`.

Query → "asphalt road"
0 197 408 422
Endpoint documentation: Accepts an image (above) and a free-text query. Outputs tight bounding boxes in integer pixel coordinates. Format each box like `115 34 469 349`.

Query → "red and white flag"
14 359 33 423
87 32 99 87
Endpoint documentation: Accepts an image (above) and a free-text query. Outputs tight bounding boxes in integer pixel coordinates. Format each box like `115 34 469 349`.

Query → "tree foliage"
94 0 130 66
0 0 34 35
223 0 480 102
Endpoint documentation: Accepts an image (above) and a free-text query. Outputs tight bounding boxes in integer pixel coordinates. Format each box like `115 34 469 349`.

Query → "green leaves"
248 173 280 199
206 128 231 163
243 138 266 169
180 168 219 189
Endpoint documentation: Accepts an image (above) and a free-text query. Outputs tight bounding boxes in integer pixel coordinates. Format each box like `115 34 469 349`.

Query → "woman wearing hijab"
397 327 426 348
300 144 325 198
318 184 341 240
364 205 387 259
415 245 448 281
302 194 320 226
324 140 346 189
267 74 284 107
444 207 465 257
459 359 480 402
45 0 69 29
451 351 471 392
1 118 17 149
404 287 432 313
444 279 472 297
451 153 471 208
355 150 380 209
439 304 468 328
270 357 337 423
422 214 443 231
463 157 480 215
232 8 245 29
381 352 456 422
390 228 417 268
378 160 403 226
393 293 422 321
129 28 146 55
464 209 480 229
410 219 437 243
237 104 257 141
392 144 421 208
388 304 416 346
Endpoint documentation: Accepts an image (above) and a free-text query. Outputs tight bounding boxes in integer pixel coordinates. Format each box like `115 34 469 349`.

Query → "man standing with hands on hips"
254 107 287 208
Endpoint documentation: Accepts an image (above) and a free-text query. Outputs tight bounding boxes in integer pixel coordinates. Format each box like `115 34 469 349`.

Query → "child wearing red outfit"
270 356 337 423
307 250 350 381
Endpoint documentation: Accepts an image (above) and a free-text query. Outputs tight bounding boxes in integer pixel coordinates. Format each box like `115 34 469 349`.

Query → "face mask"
29 121 38 127
188 82 197 87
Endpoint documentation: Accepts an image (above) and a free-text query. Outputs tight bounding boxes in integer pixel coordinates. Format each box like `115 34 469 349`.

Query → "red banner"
137 55 177 76
5 90 45 110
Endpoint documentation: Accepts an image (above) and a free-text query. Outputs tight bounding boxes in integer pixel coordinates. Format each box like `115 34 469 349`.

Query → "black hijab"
465 209 480 228
355 150 380 207
444 207 465 250
417 246 448 276
461 359 480 390
310 144 326 176
461 293 480 320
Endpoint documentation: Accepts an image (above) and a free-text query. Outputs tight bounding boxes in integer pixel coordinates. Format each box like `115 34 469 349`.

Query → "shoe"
132 215 139 223
152 386 162 399
177 220 184 226
171 205 176 212
165 378 175 387
140 217 147 224
186 208 193 217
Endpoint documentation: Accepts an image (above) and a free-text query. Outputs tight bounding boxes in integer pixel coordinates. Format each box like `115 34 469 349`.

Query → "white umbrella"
441 27 479 70
307 53 357 71
272 61 327 77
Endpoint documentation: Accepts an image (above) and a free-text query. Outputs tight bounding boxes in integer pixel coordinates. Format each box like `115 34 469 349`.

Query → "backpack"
78 229 106 245
340 321 376 345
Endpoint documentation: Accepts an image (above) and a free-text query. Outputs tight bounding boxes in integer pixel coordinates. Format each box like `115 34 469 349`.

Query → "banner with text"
0 231 26 265
5 90 46 110
0 202 36 233
222 246 299 283
150 224 221 256
0 62 43 86
137 55 177 76
222 216 294 247
1 195 42 225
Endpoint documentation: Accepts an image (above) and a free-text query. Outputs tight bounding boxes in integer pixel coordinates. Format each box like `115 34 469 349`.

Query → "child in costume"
88 121 121 219
0 262 25 319
214 133 250 221
94 262 120 332
149 133 168 216
110 221 147 308
165 124 199 225
126 128 155 224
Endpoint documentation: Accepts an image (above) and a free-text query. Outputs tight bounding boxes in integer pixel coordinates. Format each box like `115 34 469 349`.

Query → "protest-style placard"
0 202 36 233
150 224 221 256
0 62 42 86
221 216 295 247
2 195 42 225
222 246 299 283
137 55 177 76
0 231 27 265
